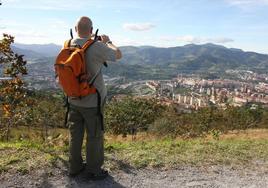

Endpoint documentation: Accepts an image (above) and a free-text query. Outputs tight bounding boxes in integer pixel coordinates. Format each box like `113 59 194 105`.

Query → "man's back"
68 38 116 109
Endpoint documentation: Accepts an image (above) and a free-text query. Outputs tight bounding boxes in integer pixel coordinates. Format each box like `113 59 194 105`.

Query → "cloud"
4 0 91 10
1 28 64 44
4 0 132 11
0 20 29 28
0 16 72 44
161 35 234 44
112 35 143 46
226 0 268 7
209 37 234 43
1 29 47 38
123 23 155 31
47 19 70 29
115 35 234 48
176 36 201 43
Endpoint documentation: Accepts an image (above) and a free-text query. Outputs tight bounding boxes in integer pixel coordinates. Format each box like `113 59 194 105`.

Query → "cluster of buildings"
226 70 268 82
145 74 268 110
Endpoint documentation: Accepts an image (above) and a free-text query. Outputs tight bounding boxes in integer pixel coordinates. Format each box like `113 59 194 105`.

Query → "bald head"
75 16 93 38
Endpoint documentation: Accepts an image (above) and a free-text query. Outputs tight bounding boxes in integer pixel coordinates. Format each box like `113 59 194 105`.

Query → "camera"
94 29 102 41
96 36 102 41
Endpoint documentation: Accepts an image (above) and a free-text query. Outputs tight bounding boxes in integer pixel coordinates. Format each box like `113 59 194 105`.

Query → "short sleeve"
95 42 117 62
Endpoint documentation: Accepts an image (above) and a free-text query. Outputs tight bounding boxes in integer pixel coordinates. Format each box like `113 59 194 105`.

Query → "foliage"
259 110 268 128
105 97 166 136
148 110 179 138
105 96 265 138
14 91 65 129
149 105 265 138
0 34 27 141
223 106 263 130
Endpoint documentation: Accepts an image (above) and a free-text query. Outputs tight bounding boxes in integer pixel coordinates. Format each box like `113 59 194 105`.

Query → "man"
67 16 122 179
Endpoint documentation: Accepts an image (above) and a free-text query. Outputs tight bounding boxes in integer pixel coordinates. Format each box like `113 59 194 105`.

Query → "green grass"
104 139 268 169
1 136 267 174
0 141 68 174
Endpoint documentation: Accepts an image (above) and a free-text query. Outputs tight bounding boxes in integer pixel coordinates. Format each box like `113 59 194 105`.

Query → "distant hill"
8 43 268 80
12 43 61 58
120 43 268 66
11 46 45 60
118 43 268 76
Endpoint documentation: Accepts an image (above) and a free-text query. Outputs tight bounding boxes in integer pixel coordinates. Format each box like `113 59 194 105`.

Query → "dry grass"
219 129 268 140
107 129 268 142
7 126 268 142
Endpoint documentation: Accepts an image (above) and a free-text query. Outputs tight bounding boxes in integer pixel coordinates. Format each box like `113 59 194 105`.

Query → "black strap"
93 29 108 67
88 66 102 85
94 29 99 41
96 90 104 131
70 28 73 39
64 96 70 128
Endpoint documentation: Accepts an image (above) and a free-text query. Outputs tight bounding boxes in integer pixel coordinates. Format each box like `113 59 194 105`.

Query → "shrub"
105 97 166 136
222 106 263 131
149 110 210 138
148 114 178 138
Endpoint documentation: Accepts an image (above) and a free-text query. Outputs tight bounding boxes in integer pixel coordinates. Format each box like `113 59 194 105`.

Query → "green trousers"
67 104 104 174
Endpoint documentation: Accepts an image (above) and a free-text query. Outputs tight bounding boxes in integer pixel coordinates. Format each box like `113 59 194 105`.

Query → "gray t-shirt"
68 38 116 109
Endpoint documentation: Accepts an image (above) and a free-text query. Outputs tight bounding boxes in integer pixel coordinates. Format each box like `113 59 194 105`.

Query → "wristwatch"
106 41 112 44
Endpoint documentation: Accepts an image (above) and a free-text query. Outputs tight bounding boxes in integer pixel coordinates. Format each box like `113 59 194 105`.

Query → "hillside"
13 43 61 58
11 46 45 60
119 43 268 71
8 43 268 80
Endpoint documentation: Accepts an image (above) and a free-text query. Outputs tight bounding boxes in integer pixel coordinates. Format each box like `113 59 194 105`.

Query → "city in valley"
109 70 268 111
16 68 268 111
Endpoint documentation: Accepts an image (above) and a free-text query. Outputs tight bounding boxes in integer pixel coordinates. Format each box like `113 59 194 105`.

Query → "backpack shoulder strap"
64 39 72 48
81 39 95 51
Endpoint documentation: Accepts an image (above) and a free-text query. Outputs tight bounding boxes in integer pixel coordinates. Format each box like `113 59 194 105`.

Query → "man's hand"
100 34 122 60
100 35 110 43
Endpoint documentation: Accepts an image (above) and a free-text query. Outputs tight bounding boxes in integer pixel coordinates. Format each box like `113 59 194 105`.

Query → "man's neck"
78 34 91 39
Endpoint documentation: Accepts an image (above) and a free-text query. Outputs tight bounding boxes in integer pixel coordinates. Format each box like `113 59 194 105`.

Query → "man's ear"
90 27 93 33
75 26 78 32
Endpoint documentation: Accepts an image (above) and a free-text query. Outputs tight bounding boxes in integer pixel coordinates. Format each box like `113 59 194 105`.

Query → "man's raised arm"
100 35 122 60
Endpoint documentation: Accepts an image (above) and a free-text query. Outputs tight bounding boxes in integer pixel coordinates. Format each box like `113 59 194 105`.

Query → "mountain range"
10 42 268 80
12 43 61 58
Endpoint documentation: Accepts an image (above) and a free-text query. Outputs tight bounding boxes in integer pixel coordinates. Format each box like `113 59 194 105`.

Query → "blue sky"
0 0 268 54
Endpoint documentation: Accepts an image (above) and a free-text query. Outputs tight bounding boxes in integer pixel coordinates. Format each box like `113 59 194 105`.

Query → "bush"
105 97 166 136
149 105 266 139
149 109 211 138
222 106 263 131
149 115 178 138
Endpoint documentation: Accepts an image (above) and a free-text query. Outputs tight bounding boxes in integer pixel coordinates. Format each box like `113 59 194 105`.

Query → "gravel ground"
1 164 267 188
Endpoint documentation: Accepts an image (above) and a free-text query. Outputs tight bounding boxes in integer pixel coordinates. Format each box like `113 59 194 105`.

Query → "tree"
105 97 165 137
0 34 27 141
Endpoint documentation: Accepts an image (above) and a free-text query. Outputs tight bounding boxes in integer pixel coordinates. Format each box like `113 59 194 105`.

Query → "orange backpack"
55 39 96 98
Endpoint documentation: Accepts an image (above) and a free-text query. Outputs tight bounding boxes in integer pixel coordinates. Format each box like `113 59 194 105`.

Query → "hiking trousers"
67 104 104 175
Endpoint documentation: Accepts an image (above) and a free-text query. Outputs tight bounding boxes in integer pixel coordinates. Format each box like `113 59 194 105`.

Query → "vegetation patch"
1 130 267 174
104 137 268 170
0 141 67 174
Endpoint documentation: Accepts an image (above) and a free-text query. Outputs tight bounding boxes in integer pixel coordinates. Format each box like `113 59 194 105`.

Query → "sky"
0 0 268 54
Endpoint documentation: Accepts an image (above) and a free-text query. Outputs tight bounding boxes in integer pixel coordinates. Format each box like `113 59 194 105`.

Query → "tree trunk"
6 118 11 142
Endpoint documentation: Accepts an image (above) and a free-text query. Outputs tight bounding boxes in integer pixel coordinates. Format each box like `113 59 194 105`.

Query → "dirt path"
1 164 267 188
